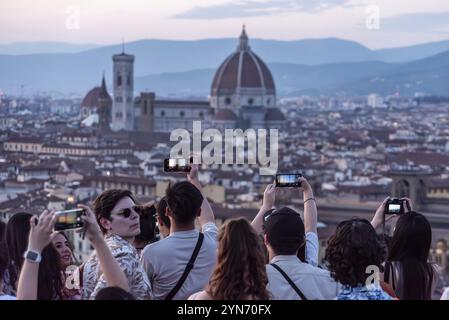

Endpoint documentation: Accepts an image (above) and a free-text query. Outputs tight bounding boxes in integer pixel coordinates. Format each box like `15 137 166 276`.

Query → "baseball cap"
263 207 305 250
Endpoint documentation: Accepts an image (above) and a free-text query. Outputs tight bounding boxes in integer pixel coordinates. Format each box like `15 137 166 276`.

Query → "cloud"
380 11 449 33
173 0 353 19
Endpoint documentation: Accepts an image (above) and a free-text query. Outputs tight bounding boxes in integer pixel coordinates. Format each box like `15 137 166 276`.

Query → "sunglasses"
113 206 143 218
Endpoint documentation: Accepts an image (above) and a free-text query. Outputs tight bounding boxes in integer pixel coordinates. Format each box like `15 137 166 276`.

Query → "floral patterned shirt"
82 234 153 300
336 284 393 300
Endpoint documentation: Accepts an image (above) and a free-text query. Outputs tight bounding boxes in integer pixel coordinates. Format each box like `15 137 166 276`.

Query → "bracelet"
304 198 316 204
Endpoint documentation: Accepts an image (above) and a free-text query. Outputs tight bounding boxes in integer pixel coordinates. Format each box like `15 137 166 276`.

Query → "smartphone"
385 198 405 215
54 208 85 231
275 173 303 187
164 158 191 172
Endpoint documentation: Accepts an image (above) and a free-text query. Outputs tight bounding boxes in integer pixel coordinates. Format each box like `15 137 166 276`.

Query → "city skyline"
1 0 449 49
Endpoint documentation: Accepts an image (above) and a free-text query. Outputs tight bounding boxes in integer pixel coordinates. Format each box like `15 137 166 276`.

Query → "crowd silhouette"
0 164 445 300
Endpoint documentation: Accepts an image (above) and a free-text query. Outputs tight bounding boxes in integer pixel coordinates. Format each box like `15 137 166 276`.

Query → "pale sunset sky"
1 0 449 49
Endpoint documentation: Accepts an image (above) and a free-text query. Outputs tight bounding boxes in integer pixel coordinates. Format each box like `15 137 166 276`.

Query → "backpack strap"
164 232 204 300
270 263 308 300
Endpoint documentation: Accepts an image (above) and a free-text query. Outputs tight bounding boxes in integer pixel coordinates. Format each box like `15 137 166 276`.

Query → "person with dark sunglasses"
82 189 153 300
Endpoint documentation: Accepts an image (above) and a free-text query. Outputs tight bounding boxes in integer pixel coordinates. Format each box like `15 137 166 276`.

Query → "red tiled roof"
264 108 285 121
214 109 238 121
211 32 275 96
81 86 112 108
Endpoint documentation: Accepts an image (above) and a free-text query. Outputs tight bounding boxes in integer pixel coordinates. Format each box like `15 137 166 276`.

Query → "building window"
267 98 271 105
199 112 204 119
127 97 132 103
143 101 148 115
115 96 123 103
161 110 165 117
248 98 254 105
180 111 185 118
225 97 231 105
117 75 122 86
127 74 131 86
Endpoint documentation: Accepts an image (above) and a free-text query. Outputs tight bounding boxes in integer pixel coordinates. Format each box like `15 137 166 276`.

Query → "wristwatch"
23 250 42 263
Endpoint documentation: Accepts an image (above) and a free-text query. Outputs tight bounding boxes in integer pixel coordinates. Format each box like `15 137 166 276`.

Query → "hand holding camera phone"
275 173 303 187
54 208 85 231
384 197 411 215
164 158 192 173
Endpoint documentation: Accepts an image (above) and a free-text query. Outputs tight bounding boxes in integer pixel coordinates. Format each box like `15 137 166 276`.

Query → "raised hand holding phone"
262 183 276 210
77 204 103 245
28 210 58 253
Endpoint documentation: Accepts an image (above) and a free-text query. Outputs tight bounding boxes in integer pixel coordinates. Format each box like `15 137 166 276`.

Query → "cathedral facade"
81 27 285 133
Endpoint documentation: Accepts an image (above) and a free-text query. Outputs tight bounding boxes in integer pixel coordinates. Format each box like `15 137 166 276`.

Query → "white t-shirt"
266 232 338 300
140 222 218 300
305 232 319 267
266 255 339 300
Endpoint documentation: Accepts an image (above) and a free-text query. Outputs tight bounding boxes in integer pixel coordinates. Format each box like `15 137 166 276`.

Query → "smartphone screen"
164 158 191 172
275 174 302 187
54 208 85 231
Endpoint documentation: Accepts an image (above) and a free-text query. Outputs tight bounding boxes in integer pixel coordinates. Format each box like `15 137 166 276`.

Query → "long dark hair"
387 211 433 300
6 212 32 292
207 218 270 300
6 212 63 299
0 220 6 242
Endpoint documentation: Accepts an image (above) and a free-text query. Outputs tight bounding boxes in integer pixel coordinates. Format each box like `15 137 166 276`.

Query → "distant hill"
376 39 449 63
0 42 100 55
1 38 449 96
330 50 449 96
135 61 397 97
137 51 449 97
